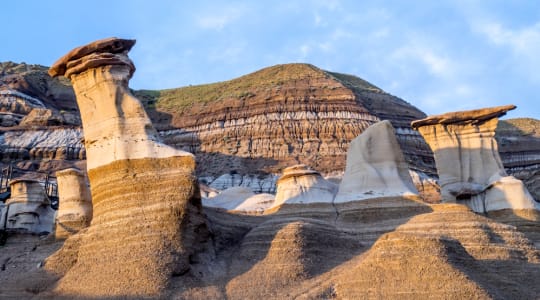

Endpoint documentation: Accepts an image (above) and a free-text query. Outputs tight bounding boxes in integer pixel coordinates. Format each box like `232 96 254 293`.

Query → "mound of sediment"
142 63 432 179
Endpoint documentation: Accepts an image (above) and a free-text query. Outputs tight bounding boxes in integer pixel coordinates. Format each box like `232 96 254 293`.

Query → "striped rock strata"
54 168 92 239
497 118 540 202
45 38 209 298
412 105 539 213
145 64 435 197
172 201 539 299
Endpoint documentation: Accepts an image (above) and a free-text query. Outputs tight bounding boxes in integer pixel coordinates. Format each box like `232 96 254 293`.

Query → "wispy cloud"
196 6 246 30
476 21 540 51
390 43 454 78
473 20 540 83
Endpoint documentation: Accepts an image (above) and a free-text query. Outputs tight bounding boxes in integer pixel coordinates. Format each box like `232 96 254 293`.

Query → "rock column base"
48 156 208 298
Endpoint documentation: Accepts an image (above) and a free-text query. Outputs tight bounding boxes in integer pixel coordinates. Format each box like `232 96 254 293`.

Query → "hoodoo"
412 105 539 213
273 164 337 207
46 37 209 297
54 168 92 239
0 179 54 234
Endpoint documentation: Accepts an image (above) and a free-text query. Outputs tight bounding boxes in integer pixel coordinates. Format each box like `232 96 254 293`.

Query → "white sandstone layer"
335 120 418 203
273 164 338 207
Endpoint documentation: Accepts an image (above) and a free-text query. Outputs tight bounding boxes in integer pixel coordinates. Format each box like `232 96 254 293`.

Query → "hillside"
0 61 538 201
0 42 539 300
135 63 433 183
0 62 76 112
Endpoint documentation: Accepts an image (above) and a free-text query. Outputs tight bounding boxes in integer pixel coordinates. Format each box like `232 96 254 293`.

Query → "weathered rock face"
0 62 77 112
0 179 54 234
0 128 84 162
497 118 540 202
55 168 92 239
273 164 337 207
413 105 539 213
409 169 440 203
335 121 418 203
202 186 255 210
50 38 184 171
142 64 432 184
19 108 79 127
45 37 209 298
235 193 275 212
328 204 540 299
205 173 278 194
202 187 274 213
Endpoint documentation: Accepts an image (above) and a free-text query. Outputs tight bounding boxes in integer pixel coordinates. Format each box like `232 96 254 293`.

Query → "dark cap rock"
411 104 516 129
49 37 136 77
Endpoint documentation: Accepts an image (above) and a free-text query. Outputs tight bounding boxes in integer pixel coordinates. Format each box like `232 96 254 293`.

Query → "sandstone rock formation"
142 63 433 190
0 62 76 112
45 37 209 298
412 105 539 213
4 59 540 203
235 193 275 212
199 183 219 199
19 108 78 127
273 164 337 207
54 168 92 239
205 173 278 194
335 120 418 203
2 43 540 299
0 179 54 234
202 186 275 213
202 186 255 210
0 128 84 162
325 204 540 299
497 118 540 202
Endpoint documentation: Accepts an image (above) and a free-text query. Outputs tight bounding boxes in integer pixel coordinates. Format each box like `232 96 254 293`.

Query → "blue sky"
2 0 540 119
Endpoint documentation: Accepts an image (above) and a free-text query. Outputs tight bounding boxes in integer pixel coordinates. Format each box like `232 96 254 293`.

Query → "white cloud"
317 42 332 52
314 13 323 26
208 44 246 63
477 21 540 51
300 44 311 58
474 20 540 82
196 6 246 30
391 44 454 78
313 0 341 11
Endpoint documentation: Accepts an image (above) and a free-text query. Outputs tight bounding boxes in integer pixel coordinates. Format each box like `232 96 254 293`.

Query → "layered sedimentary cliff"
497 118 540 201
1 38 539 300
141 63 433 178
0 65 83 174
3 60 540 202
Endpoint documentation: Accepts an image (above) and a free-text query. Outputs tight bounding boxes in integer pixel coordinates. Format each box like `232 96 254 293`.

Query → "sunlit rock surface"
412 105 539 213
54 168 92 239
273 164 337 207
45 37 209 298
335 120 418 203
0 179 54 234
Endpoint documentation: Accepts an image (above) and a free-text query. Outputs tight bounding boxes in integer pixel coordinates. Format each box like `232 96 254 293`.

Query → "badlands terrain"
0 38 538 299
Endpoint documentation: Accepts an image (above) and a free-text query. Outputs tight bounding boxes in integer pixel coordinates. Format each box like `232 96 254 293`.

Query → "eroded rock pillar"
55 168 92 239
412 105 539 213
46 37 208 297
273 164 337 207
3 179 54 234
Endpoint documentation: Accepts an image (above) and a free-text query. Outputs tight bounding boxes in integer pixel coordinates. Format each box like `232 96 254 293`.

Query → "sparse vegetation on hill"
0 61 48 75
134 63 383 113
498 118 540 136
